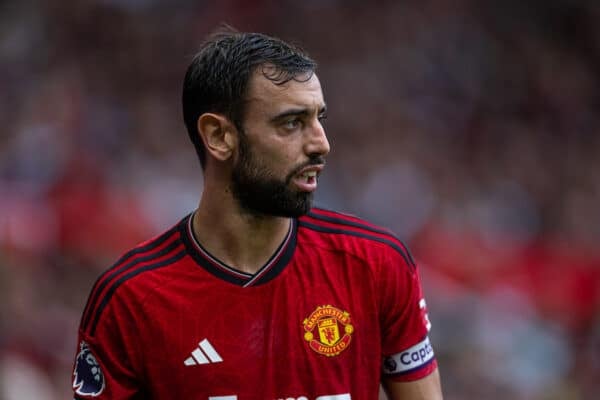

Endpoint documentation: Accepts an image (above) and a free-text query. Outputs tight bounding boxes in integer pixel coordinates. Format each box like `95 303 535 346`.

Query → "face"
230 69 330 218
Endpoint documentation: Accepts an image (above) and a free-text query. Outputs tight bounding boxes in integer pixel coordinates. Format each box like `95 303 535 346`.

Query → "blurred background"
1 0 599 399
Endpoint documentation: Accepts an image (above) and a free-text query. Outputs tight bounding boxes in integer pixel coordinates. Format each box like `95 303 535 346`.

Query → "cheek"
275 151 301 178
244 146 287 179
256 143 295 170
270 138 303 166
245 133 303 176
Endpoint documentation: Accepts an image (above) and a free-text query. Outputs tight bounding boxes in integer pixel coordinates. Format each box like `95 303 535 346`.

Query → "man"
72 29 443 400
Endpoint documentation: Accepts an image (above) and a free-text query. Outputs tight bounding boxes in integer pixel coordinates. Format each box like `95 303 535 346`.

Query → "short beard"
231 132 322 218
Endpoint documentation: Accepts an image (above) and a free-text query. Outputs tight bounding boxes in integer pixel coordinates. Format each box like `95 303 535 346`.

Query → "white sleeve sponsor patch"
382 336 435 375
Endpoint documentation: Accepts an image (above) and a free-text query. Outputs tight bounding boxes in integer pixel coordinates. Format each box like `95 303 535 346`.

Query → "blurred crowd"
1 0 599 399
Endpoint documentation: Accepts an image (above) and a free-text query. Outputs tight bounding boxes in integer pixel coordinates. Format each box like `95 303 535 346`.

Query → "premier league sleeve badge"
73 341 105 396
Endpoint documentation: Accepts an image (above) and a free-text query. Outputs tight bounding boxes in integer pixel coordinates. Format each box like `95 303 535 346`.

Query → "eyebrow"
269 105 328 123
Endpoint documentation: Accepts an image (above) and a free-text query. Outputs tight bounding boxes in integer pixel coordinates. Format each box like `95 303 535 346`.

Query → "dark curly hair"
182 28 317 168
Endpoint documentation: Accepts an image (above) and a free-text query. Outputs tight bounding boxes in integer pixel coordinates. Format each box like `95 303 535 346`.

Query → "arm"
72 281 144 399
376 243 443 400
72 330 141 399
382 367 443 400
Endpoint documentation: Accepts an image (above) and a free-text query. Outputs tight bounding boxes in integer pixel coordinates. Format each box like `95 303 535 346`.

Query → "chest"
136 256 382 399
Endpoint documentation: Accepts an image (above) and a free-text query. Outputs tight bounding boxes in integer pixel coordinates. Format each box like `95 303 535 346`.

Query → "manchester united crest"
303 305 353 357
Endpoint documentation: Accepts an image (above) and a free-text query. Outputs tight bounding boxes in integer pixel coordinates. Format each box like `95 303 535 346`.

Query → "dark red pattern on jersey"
89 249 186 335
310 208 395 235
302 208 416 270
80 223 183 336
73 210 438 399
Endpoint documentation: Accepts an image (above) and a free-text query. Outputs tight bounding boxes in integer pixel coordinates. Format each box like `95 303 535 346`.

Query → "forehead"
244 69 325 114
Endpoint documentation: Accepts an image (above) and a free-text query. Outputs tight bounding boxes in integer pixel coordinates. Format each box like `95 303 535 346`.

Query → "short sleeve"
72 289 143 399
377 248 437 381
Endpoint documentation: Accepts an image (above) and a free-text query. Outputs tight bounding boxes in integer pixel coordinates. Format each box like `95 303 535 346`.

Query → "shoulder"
298 207 416 270
79 217 188 337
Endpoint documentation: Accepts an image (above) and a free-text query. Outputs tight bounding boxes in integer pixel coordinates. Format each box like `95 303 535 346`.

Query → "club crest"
303 305 353 357
73 341 105 396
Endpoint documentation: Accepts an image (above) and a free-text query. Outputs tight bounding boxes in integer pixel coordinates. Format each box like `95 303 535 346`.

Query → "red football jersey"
72 208 437 400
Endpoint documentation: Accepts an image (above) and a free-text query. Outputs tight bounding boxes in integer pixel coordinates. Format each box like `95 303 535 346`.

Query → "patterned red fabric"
72 209 437 399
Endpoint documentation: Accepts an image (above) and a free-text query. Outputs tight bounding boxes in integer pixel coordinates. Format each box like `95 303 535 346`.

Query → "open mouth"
291 167 322 192
300 170 318 184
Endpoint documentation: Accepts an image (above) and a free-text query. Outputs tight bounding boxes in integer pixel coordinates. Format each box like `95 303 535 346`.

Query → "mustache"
286 156 326 182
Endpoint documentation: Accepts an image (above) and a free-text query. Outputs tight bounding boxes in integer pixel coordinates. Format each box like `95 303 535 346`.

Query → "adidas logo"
184 339 223 366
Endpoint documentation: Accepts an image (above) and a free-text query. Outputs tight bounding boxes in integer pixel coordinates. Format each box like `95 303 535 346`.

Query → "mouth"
292 165 324 192
300 169 318 184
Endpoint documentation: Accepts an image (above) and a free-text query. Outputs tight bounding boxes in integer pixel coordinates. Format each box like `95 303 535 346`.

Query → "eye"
318 113 328 124
283 118 302 131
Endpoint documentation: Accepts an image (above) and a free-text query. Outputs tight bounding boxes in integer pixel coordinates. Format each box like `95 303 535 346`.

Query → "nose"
304 119 330 158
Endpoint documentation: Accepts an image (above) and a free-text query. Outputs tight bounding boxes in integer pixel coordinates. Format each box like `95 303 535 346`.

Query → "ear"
197 113 237 162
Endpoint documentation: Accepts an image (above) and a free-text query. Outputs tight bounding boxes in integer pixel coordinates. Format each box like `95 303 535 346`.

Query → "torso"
78 208 431 400
137 215 382 399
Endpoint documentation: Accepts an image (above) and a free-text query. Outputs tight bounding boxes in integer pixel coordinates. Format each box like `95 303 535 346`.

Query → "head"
182 29 330 217
182 28 317 168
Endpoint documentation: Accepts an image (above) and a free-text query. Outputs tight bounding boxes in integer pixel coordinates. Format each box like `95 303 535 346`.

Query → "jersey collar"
180 213 297 287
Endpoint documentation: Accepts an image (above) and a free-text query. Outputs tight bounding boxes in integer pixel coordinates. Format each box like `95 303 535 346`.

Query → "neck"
192 186 292 275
